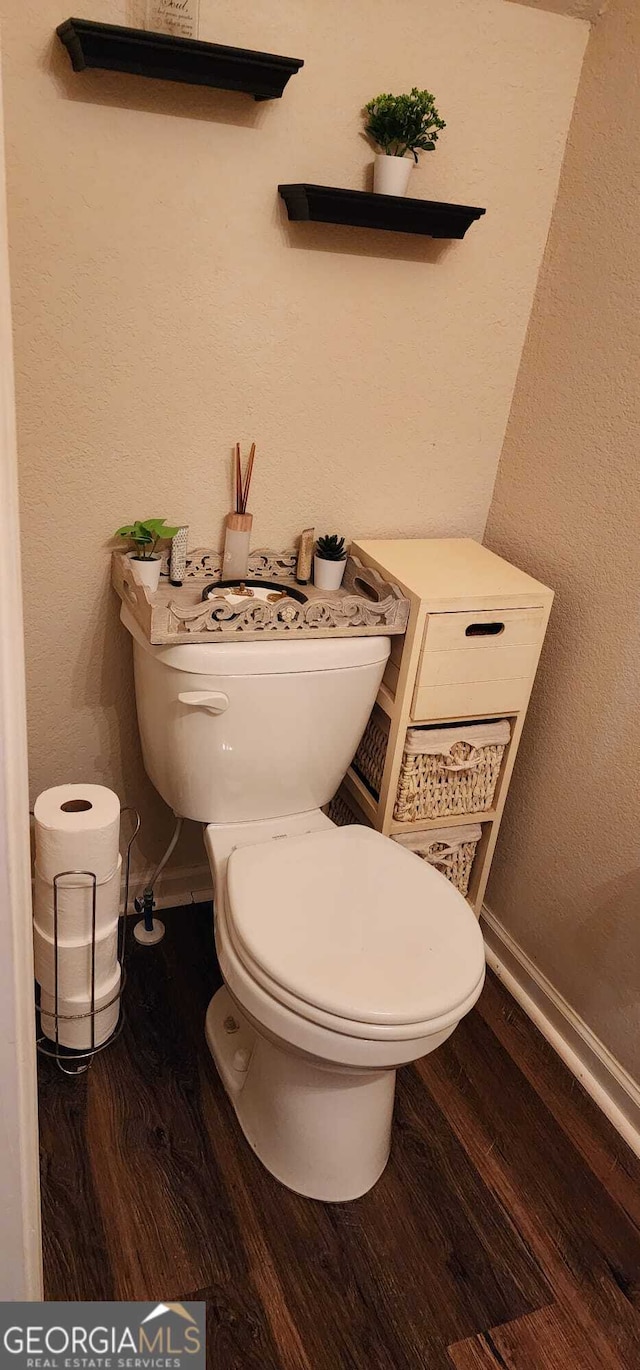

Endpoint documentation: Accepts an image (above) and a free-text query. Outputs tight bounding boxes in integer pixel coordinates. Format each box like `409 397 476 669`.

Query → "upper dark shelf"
57 18 304 101
278 184 486 239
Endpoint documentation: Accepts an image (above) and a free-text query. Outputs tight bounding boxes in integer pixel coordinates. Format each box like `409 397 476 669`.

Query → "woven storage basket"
393 824 482 898
394 719 510 822
353 708 389 798
326 791 358 828
326 788 372 829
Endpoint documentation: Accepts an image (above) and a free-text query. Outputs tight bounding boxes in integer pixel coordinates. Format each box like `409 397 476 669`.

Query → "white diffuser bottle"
223 513 253 580
145 0 200 39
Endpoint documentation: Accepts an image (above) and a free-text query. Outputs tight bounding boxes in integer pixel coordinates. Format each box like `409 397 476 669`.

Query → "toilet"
122 605 485 1201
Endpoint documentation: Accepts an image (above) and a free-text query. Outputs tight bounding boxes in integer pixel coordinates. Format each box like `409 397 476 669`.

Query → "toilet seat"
225 826 485 1039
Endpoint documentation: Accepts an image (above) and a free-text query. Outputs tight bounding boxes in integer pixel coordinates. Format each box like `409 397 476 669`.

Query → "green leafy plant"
115 518 180 560
316 534 347 562
363 88 446 161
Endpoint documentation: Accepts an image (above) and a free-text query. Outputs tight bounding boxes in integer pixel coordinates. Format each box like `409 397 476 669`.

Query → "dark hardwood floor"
38 904 640 1368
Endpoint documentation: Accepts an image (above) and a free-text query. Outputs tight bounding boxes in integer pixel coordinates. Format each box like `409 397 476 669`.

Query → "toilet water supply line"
133 815 183 946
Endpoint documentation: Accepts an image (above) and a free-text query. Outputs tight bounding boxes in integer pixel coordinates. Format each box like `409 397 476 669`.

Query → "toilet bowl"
204 814 485 1201
121 605 486 1201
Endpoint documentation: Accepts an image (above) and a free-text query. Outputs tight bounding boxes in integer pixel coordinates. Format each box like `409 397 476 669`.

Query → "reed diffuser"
223 442 256 580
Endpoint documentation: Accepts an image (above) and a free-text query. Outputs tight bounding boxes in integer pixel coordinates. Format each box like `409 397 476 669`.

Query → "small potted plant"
115 518 180 593
314 534 348 592
363 87 446 197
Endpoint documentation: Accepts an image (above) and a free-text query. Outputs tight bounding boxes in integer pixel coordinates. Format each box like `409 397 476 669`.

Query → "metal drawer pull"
178 691 230 714
465 621 505 637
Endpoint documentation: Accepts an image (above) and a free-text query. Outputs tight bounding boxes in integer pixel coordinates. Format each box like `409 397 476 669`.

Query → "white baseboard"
122 862 213 913
481 904 640 1159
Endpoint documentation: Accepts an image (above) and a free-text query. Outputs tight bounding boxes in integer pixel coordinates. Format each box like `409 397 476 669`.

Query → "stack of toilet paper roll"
33 785 122 1050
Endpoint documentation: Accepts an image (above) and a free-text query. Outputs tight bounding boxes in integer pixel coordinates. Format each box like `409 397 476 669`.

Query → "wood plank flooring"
38 904 640 1368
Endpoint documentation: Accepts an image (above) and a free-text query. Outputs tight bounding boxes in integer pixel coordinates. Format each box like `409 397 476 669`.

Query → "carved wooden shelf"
278 184 486 239
57 19 304 100
112 548 410 645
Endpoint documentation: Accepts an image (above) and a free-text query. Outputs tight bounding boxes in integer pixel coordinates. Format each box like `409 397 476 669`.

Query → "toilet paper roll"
40 965 121 1051
34 784 120 885
33 919 119 999
34 856 122 941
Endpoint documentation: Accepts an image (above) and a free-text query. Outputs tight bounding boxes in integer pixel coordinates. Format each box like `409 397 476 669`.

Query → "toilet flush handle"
178 690 230 715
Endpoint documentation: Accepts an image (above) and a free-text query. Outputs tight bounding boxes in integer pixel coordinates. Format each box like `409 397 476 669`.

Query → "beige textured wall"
485 0 640 1081
2 0 586 884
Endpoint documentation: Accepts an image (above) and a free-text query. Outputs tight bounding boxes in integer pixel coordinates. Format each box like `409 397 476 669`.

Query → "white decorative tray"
112 547 410 644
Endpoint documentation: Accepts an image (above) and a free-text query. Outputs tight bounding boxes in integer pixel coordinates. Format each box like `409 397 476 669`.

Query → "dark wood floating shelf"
57 18 304 100
278 184 486 239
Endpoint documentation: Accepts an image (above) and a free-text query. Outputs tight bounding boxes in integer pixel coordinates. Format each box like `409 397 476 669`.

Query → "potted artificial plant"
115 518 180 593
363 87 446 197
314 534 348 592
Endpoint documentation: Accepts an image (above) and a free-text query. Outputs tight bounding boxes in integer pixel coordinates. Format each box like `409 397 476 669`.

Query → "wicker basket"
393 719 510 822
353 708 388 798
326 787 373 829
326 791 358 828
393 824 482 898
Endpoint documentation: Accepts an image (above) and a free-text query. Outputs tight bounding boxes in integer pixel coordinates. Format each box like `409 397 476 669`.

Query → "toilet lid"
226 826 485 1028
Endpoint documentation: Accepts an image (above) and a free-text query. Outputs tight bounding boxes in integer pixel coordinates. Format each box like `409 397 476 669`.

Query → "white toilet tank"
121 607 390 823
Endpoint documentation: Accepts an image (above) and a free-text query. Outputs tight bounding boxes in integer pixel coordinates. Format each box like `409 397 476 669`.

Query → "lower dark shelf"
57 18 304 101
278 184 486 239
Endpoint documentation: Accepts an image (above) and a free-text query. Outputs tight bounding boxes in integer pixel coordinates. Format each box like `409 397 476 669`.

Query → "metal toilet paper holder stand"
35 807 140 1077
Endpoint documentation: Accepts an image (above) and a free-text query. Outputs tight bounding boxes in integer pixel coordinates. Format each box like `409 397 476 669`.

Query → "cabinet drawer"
412 677 530 722
411 607 545 721
423 606 545 653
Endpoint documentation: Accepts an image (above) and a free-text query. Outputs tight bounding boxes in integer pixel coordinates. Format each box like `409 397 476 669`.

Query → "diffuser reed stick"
242 442 256 514
235 442 242 514
233 441 257 514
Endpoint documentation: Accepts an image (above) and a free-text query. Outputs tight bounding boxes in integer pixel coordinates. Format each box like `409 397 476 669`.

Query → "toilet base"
205 986 395 1202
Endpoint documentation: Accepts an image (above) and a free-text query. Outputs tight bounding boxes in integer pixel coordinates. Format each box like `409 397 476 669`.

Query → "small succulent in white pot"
314 534 347 592
115 517 180 593
363 88 446 197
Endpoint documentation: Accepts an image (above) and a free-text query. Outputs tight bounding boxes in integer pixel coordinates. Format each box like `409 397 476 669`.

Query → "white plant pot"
373 153 414 197
314 556 347 592
129 554 162 593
